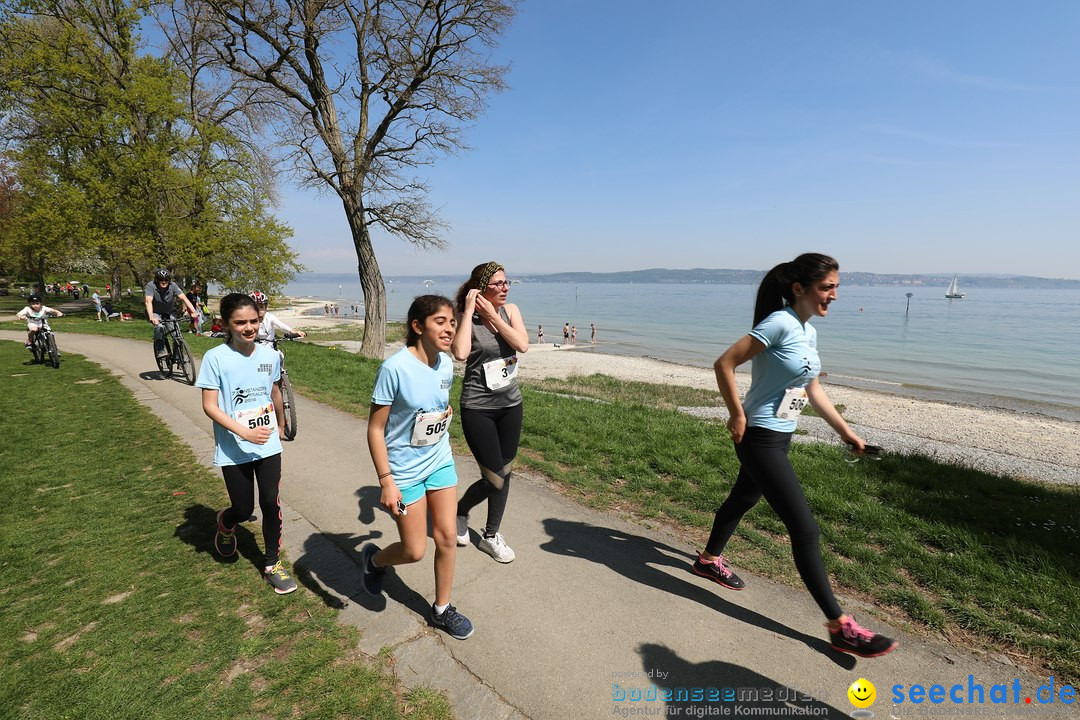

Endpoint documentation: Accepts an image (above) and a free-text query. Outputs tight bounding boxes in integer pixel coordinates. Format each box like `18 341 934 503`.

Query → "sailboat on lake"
945 274 965 299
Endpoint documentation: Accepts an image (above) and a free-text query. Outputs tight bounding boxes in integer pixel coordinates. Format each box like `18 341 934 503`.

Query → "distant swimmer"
452 262 529 565
590 323 596 344
697 252 897 660
537 324 544 343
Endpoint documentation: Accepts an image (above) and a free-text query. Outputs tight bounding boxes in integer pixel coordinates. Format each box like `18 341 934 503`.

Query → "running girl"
197 293 296 594
360 295 473 639
696 253 897 658
451 262 529 563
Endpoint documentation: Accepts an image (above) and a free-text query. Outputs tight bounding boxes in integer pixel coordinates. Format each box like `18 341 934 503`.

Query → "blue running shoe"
431 603 474 640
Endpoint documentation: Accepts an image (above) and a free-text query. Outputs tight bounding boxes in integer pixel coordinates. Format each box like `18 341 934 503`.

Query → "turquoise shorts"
398 463 458 506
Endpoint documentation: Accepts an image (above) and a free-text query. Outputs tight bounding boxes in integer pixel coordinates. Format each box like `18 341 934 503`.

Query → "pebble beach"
277 298 1080 488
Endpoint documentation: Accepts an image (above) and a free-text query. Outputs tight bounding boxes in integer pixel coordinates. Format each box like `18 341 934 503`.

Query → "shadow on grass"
539 518 856 669
174 504 266 574
633 643 848 719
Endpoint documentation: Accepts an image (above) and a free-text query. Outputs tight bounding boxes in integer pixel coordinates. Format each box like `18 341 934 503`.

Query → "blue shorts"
398 463 458 506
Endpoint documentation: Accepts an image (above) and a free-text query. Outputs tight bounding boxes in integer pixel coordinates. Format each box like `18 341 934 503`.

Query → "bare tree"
179 0 514 356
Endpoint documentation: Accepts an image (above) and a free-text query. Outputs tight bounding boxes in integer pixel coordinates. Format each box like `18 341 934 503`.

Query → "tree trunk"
111 265 122 301
343 195 386 358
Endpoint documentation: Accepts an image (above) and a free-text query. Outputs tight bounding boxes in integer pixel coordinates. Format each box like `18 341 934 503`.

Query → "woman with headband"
452 262 530 563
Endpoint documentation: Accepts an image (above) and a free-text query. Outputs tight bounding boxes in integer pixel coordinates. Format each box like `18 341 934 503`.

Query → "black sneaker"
431 603 474 640
264 561 298 594
692 553 745 590
828 616 898 658
214 509 237 558
359 543 387 596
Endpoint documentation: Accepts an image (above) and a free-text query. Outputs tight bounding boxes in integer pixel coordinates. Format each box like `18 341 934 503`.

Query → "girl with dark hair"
360 295 473 639
451 262 529 563
197 293 296 594
694 253 898 658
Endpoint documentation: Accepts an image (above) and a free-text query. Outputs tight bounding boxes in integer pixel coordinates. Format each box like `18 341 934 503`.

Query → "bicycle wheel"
47 334 60 368
155 331 170 373
161 334 175 376
31 338 43 364
281 372 298 440
177 337 196 385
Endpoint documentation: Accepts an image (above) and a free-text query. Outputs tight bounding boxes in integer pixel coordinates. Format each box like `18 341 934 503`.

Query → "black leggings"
457 403 523 535
220 454 283 566
705 427 842 619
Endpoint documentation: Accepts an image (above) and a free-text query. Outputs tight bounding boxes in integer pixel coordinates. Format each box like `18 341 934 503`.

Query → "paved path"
2 330 1058 720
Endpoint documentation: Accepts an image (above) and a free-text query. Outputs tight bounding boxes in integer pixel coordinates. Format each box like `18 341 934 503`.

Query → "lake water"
285 274 1080 421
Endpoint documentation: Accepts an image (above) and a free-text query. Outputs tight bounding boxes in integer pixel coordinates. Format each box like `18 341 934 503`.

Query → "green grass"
302 322 407 343
6 298 1078 681
0 341 451 720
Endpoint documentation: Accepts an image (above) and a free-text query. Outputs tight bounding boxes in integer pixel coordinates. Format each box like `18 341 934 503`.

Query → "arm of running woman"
805 379 865 450
492 302 530 353
451 291 479 361
201 388 272 445
271 382 285 439
366 404 404 516
714 334 765 444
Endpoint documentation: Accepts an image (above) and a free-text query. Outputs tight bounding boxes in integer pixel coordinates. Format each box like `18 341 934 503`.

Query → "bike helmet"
249 290 268 305
28 294 41 303
154 268 171 282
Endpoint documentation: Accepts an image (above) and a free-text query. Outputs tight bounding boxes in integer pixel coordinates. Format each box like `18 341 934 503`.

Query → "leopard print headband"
477 261 504 292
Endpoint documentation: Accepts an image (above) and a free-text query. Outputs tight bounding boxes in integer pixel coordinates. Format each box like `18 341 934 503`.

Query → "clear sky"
278 1 1080 279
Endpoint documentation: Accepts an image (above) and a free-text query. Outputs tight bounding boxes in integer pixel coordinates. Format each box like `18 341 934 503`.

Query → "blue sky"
278 1 1080 279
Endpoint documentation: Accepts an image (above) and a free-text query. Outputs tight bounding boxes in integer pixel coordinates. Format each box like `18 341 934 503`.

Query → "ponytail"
752 253 839 326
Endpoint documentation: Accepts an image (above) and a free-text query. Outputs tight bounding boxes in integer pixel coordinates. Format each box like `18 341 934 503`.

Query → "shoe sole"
691 564 744 590
359 545 384 596
456 535 469 547
830 640 899 658
433 622 474 640
214 511 237 558
268 581 297 595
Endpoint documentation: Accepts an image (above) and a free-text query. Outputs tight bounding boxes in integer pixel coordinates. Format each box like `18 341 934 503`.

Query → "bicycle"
29 319 60 369
258 332 300 440
155 316 196 385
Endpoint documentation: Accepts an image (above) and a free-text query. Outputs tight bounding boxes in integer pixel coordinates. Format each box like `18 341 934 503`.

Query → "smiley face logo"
848 678 876 709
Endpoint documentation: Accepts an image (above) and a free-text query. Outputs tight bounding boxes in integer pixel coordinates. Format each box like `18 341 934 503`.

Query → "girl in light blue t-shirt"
696 253 898 660
196 293 296 595
359 295 473 640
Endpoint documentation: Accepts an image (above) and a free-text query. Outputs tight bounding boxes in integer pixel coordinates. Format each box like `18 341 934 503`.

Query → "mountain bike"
155 316 196 385
259 333 300 440
29 319 60 369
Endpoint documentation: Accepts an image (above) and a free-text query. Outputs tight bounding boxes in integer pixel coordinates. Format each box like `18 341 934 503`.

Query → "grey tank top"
460 306 523 410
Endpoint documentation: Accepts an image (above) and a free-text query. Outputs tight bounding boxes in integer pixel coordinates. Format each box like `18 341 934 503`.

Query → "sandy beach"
277 297 1080 487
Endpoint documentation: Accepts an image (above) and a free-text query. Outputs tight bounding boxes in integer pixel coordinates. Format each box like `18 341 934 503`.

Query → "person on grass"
197 293 296 595
17 295 62 347
451 262 529 563
360 295 473 639
696 252 898 659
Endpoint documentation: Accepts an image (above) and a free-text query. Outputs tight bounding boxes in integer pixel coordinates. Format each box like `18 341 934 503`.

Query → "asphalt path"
2 329 1060 720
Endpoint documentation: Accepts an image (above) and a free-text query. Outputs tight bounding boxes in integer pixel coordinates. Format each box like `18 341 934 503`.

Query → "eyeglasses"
487 280 510 289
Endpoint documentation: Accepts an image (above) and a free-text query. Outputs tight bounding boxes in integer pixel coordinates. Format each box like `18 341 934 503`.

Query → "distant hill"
509 268 1080 289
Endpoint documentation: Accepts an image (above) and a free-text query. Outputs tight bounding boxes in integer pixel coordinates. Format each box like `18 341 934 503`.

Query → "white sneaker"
456 515 469 546
478 532 515 563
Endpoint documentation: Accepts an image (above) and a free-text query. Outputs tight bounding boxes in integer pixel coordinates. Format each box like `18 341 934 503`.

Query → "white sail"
945 274 964 298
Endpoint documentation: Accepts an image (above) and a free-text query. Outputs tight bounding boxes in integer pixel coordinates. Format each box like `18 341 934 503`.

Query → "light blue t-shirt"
742 307 821 433
196 342 283 466
372 347 455 488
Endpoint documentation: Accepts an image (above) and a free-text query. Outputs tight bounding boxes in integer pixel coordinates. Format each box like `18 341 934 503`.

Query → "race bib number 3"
776 387 808 420
483 355 519 391
234 403 278 434
411 406 453 447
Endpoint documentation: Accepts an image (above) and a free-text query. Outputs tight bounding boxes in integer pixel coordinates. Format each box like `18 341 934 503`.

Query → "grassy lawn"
0 341 451 720
6 294 1079 681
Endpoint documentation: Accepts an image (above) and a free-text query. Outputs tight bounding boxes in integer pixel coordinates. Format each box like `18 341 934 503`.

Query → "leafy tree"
177 0 515 356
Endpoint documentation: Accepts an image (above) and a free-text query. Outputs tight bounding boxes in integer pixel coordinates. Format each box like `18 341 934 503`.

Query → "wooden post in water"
905 292 914 316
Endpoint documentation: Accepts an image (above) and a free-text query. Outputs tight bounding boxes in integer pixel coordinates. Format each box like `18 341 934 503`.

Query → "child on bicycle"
249 291 306 342
17 294 63 348
360 295 473 639
196 293 296 595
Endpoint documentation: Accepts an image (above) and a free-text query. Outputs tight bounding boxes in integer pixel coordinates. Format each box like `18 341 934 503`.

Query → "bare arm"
201 388 271 445
367 404 403 515
144 295 157 324
805 378 864 449
492 302 530 353
450 294 476 361
713 334 765 444
176 291 198 318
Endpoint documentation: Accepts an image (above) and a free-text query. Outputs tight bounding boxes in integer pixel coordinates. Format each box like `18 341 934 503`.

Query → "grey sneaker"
264 562 297 594
214 509 236 558
456 515 469 546
431 603 474 640
478 532 515 563
360 543 387 596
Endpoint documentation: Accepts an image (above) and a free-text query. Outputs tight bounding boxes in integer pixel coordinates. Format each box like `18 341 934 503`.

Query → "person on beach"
360 295 473 639
197 293 296 595
571 325 576 344
538 325 544 344
695 252 897 659
451 262 529 563
590 323 596 344
563 322 570 343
